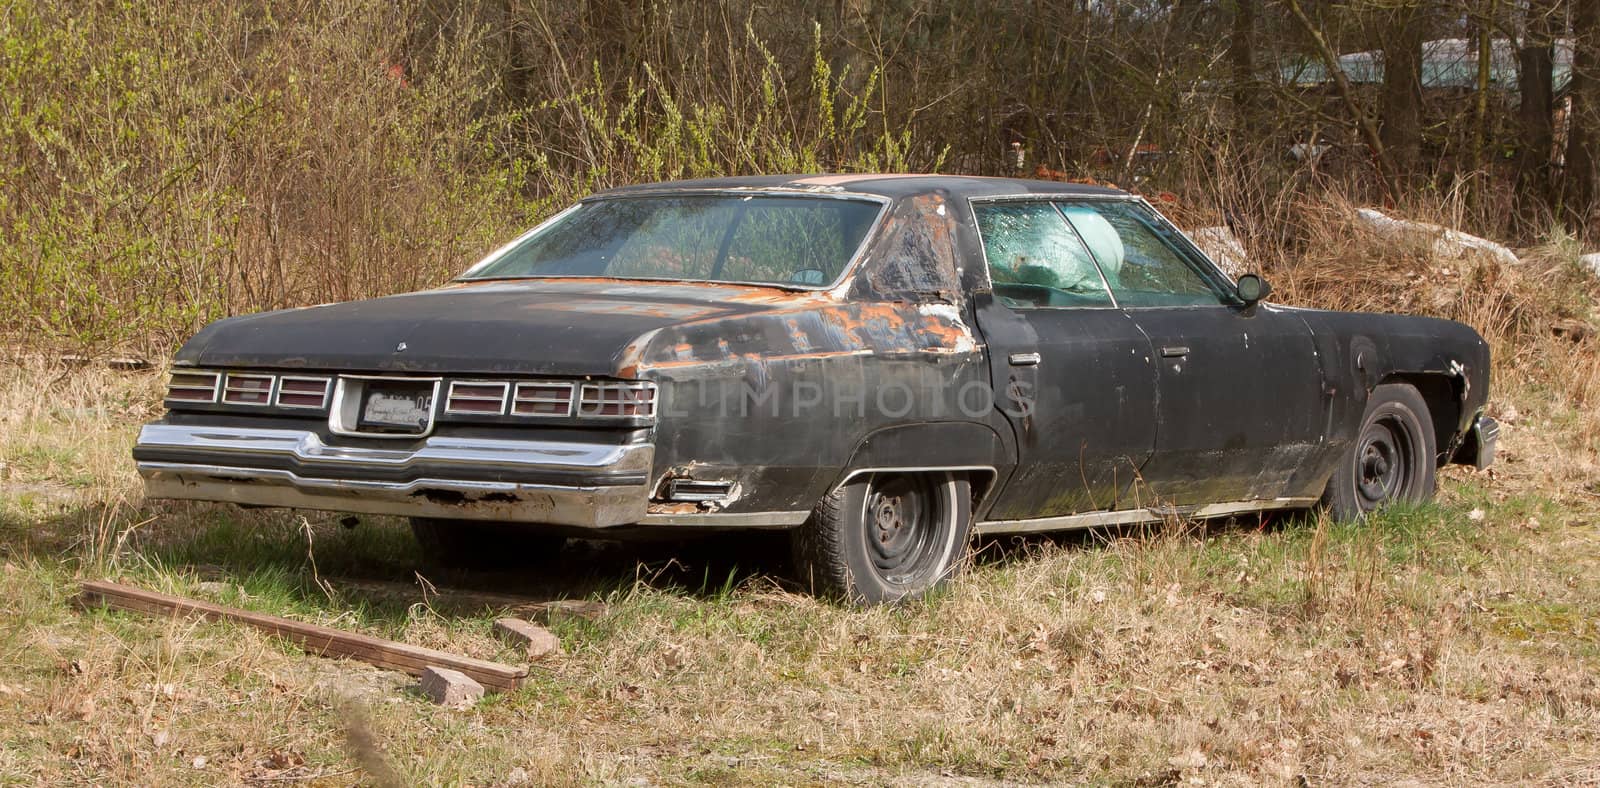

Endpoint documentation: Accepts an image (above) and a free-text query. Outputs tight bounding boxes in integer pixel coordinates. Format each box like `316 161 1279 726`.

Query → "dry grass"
4 218 1600 784
3 452 1599 784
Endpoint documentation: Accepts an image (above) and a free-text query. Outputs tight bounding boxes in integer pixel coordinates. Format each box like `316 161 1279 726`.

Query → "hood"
178 279 822 377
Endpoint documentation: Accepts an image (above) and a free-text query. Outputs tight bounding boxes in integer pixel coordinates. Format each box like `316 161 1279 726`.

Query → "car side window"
1055 200 1231 308
972 202 1114 309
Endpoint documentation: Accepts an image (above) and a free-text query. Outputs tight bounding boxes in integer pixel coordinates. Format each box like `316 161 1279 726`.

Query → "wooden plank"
77 580 526 691
328 576 607 624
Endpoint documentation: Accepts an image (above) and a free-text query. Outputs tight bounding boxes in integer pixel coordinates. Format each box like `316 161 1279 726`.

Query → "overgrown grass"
8 487 1597 783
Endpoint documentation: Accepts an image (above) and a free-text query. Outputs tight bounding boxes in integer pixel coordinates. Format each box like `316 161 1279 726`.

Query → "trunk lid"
179 279 816 377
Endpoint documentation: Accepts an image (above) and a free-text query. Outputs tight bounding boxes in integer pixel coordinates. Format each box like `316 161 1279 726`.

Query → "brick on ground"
493 617 562 660
419 666 483 708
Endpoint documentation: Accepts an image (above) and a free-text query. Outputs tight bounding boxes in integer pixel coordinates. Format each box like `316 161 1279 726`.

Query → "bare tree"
1380 1 1427 183
1286 0 1394 179
1517 0 1559 234
1229 0 1259 120
1568 0 1600 233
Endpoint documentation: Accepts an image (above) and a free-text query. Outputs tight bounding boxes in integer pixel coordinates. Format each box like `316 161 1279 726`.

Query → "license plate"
358 382 434 433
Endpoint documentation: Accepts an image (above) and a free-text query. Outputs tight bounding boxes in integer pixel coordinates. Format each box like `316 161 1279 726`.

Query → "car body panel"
1128 304 1328 505
971 297 1160 519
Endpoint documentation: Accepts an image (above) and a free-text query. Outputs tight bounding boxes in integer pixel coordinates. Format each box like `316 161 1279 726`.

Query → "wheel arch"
833 421 1009 508
1377 372 1464 466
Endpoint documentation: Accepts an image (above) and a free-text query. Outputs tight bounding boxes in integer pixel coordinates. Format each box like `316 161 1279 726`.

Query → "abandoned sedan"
134 175 1498 603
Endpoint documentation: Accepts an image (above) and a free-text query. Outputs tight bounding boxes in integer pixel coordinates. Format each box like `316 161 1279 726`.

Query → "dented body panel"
135 174 1494 534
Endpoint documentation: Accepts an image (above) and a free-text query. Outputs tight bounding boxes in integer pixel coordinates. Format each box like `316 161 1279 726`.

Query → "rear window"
462 194 883 288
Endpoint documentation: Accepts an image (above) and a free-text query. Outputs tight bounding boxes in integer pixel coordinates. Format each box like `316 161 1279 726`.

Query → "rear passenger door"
1053 199 1325 506
969 200 1159 520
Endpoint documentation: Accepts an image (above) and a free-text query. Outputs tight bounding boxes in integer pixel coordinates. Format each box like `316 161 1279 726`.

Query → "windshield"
462 194 884 287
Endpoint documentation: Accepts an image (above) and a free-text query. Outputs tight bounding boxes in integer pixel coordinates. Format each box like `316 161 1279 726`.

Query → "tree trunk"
1380 2 1426 185
1228 0 1258 120
1469 0 1497 199
1567 0 1600 234
1516 0 1557 236
584 0 651 90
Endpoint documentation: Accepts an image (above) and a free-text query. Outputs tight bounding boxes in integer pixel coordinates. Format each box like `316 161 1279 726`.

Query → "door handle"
1160 346 1190 358
1008 352 1042 367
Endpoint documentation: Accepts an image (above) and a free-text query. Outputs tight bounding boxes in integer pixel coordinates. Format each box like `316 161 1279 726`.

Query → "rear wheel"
791 472 972 604
1322 383 1437 521
409 517 566 570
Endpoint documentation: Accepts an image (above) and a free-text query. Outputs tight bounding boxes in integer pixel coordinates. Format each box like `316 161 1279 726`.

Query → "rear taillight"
445 381 509 415
511 381 576 417
222 373 274 405
274 376 331 410
165 370 221 403
578 382 656 418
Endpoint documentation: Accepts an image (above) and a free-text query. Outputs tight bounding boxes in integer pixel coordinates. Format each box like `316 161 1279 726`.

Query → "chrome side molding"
975 497 1320 535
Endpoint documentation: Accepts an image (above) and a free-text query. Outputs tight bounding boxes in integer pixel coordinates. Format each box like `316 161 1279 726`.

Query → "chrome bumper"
1471 414 1500 470
133 423 653 527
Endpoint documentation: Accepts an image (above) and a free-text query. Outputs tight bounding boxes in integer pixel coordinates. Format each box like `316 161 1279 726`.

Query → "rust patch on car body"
622 301 977 374
611 190 977 377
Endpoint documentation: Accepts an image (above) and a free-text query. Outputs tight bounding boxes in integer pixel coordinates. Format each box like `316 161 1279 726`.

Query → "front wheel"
1322 383 1437 521
790 472 972 605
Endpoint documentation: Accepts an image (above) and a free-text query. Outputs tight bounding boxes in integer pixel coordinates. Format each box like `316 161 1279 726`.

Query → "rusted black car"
134 175 1497 603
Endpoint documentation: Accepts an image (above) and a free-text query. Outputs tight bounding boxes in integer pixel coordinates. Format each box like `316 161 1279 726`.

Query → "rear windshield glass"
462 194 883 287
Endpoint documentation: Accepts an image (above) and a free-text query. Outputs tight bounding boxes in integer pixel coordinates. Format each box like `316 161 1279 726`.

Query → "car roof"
590 173 1129 200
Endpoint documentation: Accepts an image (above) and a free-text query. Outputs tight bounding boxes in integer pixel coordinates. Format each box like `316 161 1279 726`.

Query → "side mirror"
1236 273 1271 305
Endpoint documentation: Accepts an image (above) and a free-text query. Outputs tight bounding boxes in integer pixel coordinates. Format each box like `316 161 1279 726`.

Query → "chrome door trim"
975 497 1318 535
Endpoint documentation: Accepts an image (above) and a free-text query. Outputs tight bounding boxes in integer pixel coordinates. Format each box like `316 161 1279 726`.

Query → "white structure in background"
1283 38 1574 96
1580 253 1600 278
1190 226 1251 277
1356 208 1520 266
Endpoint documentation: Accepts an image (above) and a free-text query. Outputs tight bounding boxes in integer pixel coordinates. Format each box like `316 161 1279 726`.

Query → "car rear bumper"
133 423 653 527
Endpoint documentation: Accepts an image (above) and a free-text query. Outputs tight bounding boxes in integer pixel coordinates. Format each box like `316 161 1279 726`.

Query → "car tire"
409 517 566 570
1322 383 1437 521
791 472 972 604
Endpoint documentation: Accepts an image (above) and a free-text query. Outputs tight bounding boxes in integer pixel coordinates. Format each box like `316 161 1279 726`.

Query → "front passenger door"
1053 199 1326 506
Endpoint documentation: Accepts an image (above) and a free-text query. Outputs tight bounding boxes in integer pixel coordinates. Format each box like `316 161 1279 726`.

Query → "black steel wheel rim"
864 474 951 586
1355 414 1417 510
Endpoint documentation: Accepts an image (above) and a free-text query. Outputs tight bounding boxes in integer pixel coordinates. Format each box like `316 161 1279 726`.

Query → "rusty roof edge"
581 185 890 200
592 175 1131 200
